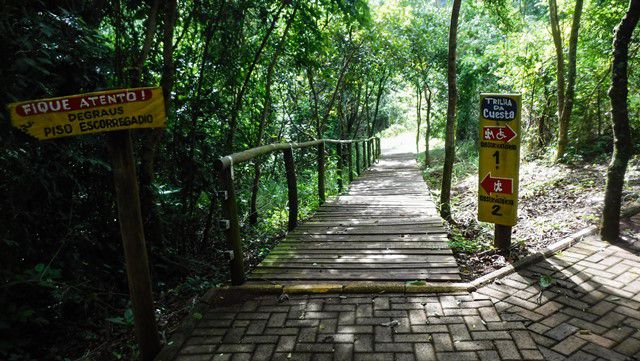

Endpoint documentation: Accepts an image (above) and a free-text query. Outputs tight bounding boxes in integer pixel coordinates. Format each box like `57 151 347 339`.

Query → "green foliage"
1 0 637 358
538 274 554 289
447 227 493 254
106 308 135 327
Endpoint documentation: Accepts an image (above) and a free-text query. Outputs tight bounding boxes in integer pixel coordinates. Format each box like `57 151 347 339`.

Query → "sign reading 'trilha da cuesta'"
478 93 521 227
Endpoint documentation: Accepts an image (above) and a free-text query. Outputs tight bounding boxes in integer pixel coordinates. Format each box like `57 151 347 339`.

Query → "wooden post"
367 139 372 166
371 139 376 162
372 139 376 163
317 142 325 204
337 143 343 193
107 130 160 361
355 141 361 176
362 140 369 170
219 162 245 285
283 146 298 231
494 225 512 253
376 138 381 158
347 142 353 183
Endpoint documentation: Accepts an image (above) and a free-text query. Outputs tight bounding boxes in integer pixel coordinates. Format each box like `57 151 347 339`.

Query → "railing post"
317 142 325 205
355 141 361 176
377 138 381 158
219 164 245 285
373 138 377 162
347 142 353 183
282 146 298 231
337 142 343 193
373 138 378 162
367 139 373 166
363 141 368 169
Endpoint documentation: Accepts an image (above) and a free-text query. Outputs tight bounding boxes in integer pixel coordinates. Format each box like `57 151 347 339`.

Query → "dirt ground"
444 155 640 281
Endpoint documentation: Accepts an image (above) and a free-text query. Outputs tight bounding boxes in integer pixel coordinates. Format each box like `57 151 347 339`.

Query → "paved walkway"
248 152 460 284
166 213 640 360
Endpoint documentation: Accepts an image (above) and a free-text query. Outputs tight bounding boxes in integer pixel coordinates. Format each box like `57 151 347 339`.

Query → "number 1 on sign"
492 150 499 168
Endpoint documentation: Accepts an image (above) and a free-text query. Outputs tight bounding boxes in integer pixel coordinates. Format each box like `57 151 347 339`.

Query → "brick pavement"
167 215 640 361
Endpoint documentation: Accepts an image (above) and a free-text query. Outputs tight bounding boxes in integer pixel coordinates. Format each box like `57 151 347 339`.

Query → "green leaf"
34 263 45 273
539 275 553 289
192 312 203 321
106 317 126 325
124 308 134 325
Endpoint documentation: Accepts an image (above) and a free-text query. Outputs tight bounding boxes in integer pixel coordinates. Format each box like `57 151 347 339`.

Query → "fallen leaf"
539 275 554 289
381 320 399 327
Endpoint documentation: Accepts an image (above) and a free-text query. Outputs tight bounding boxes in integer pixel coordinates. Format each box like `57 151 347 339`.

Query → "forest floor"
412 134 640 281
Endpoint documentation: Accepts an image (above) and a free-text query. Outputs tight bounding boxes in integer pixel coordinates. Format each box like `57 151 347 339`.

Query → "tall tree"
600 0 639 241
415 78 422 153
249 4 298 225
424 82 432 165
140 0 177 248
371 69 388 135
550 0 584 161
549 0 583 162
225 1 286 153
440 0 462 221
548 0 565 154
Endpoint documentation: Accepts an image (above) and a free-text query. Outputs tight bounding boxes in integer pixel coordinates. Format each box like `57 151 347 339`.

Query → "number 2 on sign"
491 205 502 216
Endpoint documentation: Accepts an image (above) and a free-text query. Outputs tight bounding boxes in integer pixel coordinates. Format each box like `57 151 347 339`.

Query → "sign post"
8 87 165 360
477 93 521 252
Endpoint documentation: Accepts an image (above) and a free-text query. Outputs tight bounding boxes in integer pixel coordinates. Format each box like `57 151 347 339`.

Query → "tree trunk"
372 71 387 136
139 0 177 249
548 0 566 158
415 79 422 154
132 0 160 85
555 0 584 162
440 0 461 221
538 87 552 148
597 87 602 136
225 2 286 153
183 22 214 234
363 82 371 136
249 4 297 225
424 83 432 165
601 0 639 242
321 50 355 135
307 68 321 137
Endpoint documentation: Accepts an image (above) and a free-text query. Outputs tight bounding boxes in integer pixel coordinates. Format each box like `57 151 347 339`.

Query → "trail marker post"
8 87 165 360
477 93 521 253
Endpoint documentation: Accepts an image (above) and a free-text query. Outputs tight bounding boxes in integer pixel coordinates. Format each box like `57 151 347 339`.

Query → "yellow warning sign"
478 93 521 226
7 87 166 140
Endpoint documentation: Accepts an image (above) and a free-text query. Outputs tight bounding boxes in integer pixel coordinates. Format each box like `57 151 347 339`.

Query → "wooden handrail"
216 136 380 285
216 137 377 169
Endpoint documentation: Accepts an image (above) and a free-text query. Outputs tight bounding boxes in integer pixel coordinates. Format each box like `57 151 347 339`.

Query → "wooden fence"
215 137 381 285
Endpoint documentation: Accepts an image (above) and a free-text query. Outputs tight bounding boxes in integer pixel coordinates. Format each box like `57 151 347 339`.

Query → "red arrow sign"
482 124 517 142
481 173 513 195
